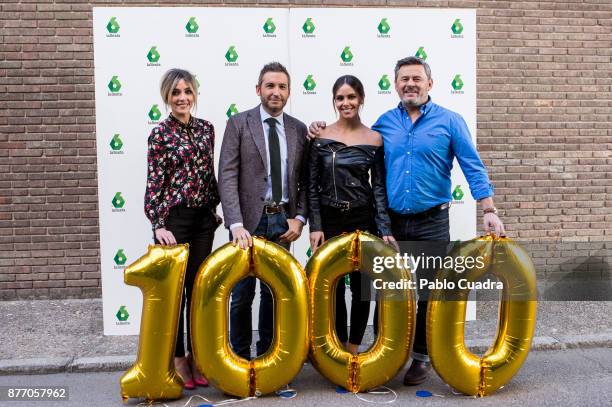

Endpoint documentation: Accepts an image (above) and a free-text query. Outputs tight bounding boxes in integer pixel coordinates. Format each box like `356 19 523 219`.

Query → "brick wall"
1 1 611 300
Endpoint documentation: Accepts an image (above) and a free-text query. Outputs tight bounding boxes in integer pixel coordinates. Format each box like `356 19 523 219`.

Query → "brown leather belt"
263 202 287 214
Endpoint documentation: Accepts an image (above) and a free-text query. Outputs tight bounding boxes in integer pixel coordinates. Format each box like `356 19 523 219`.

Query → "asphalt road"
0 348 610 407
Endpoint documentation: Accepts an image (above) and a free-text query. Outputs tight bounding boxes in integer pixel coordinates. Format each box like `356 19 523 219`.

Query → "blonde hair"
159 68 198 111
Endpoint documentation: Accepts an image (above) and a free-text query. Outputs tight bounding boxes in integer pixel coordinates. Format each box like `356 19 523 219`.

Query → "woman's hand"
383 235 399 252
155 228 177 245
310 231 325 253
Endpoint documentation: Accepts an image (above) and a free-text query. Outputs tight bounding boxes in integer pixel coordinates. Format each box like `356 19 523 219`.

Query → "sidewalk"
1 299 611 375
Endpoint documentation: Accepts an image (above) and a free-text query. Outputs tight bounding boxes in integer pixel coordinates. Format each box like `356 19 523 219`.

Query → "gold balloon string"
135 394 214 407
448 385 478 398
353 385 398 404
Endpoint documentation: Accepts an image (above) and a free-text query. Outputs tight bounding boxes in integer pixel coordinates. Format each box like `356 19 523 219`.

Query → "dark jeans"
229 210 290 360
388 207 450 357
155 205 217 357
321 205 375 345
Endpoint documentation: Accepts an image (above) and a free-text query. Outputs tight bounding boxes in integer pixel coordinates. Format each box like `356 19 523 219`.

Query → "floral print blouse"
144 114 220 230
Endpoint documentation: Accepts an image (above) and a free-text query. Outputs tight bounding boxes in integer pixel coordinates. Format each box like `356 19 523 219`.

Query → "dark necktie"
265 117 282 203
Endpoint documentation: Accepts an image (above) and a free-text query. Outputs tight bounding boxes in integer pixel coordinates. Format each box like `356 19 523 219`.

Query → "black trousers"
321 205 375 345
155 205 217 357
388 207 450 356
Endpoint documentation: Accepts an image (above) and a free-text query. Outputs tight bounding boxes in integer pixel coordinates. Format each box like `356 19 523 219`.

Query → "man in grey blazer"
218 62 309 360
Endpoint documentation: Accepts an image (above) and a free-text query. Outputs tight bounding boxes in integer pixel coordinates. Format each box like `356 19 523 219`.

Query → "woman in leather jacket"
308 75 397 354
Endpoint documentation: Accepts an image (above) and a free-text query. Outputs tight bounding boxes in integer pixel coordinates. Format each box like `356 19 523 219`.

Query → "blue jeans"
229 210 289 360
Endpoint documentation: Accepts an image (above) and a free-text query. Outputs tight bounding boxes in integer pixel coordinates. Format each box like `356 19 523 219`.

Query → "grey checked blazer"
218 105 309 233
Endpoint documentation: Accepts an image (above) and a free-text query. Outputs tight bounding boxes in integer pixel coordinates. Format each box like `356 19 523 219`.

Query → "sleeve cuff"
229 222 244 231
295 215 306 225
472 184 495 201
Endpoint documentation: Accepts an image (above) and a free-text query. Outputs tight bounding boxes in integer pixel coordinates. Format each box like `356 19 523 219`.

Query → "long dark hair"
332 75 365 112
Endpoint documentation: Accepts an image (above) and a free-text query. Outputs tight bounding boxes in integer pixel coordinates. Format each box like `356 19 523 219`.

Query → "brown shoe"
403 360 431 386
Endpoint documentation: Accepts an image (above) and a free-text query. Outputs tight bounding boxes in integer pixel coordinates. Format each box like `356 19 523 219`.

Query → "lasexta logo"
303 18 315 34
452 185 464 201
378 74 391 91
112 192 125 209
114 249 127 266
263 18 276 34
110 134 123 151
452 18 464 35
452 74 464 91
226 104 239 118
147 46 160 63
186 17 199 33
148 105 161 121
378 18 390 34
108 76 121 93
225 46 238 63
340 46 353 63
116 305 129 322
106 17 120 34
303 75 316 91
415 47 428 60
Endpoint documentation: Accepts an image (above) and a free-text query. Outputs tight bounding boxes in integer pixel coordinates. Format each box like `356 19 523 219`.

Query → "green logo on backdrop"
303 75 316 91
451 18 464 35
106 17 120 34
378 74 391 91
114 249 127 266
226 104 239 118
116 305 129 322
452 74 464 91
415 46 428 60
340 46 353 63
263 18 276 34
147 46 160 63
107 76 121 93
452 185 465 201
110 134 123 151
186 17 199 33
377 18 390 34
148 104 161 121
112 192 125 209
302 18 315 34
225 46 238 63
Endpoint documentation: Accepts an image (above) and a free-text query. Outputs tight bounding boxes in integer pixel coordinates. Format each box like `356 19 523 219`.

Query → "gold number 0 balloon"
191 237 309 398
427 235 537 396
307 231 415 392
120 244 189 402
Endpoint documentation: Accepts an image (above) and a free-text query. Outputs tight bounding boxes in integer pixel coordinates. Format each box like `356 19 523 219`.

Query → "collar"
397 96 433 116
260 104 284 127
169 112 195 129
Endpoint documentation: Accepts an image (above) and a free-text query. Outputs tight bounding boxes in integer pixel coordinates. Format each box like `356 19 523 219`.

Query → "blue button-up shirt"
372 98 493 214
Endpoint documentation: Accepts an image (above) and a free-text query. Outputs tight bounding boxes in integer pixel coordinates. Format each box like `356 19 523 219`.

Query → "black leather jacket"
308 137 392 236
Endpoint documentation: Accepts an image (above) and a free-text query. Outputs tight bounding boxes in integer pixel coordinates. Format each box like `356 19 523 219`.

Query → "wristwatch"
483 207 498 215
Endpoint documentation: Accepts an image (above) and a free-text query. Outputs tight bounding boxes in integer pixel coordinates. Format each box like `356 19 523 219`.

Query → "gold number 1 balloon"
307 231 415 392
120 244 189 402
191 237 309 398
427 235 537 396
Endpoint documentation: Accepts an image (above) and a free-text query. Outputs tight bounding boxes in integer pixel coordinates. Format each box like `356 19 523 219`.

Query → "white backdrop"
93 7 477 335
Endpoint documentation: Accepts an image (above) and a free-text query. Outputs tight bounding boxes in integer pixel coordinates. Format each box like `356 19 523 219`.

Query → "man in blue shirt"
310 56 504 385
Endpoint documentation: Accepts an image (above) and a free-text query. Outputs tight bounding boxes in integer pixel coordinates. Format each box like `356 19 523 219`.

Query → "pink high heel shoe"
175 357 195 390
188 354 209 387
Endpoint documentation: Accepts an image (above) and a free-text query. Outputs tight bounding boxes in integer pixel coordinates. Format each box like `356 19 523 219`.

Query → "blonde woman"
144 68 221 389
